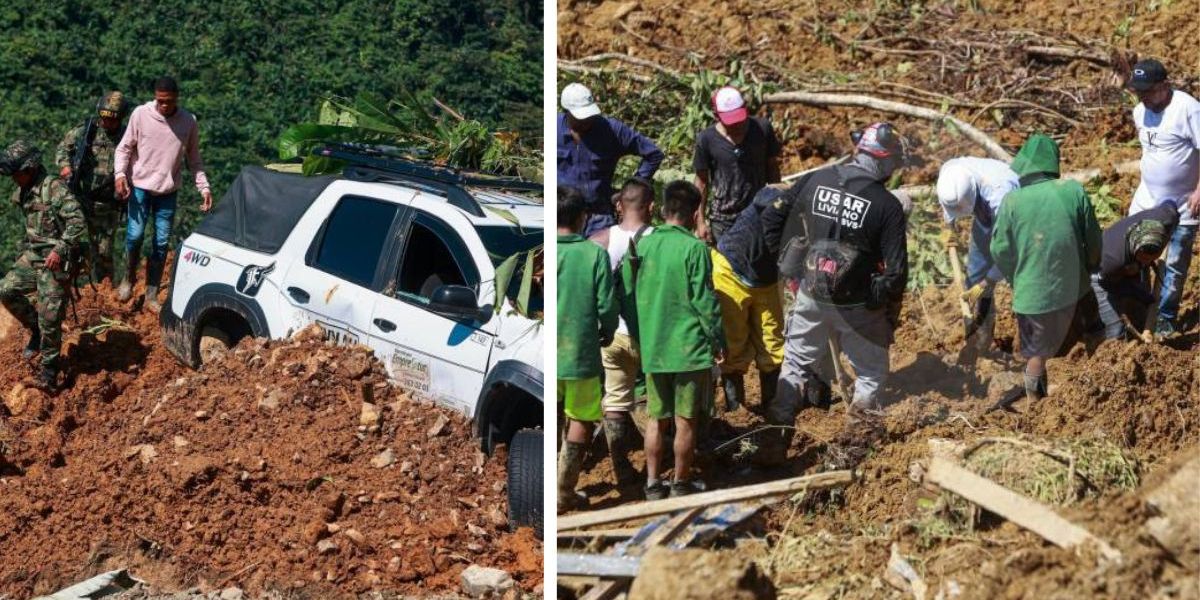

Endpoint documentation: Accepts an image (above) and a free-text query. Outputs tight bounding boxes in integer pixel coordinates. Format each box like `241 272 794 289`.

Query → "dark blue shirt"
717 189 781 287
557 113 664 213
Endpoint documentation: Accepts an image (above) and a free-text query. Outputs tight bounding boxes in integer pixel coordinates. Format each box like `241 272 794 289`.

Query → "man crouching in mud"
757 123 910 468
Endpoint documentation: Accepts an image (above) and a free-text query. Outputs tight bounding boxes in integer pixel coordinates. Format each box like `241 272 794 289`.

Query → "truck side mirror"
429 284 491 324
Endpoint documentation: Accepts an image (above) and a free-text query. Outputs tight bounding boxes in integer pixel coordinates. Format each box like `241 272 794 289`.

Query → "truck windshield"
476 225 543 267
476 225 543 315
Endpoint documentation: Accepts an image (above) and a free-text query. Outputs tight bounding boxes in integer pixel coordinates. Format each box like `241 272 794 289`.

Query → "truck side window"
395 214 479 304
312 195 399 288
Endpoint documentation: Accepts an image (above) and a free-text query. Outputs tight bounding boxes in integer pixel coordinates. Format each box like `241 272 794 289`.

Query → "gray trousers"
770 289 892 423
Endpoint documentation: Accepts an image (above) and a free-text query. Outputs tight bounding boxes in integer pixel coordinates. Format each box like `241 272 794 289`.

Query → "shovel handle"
947 244 973 322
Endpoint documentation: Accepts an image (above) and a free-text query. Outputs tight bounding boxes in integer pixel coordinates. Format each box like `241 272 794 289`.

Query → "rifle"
67 117 98 200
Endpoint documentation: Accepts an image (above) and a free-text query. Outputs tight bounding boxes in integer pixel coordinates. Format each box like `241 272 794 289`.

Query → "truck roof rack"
312 141 542 195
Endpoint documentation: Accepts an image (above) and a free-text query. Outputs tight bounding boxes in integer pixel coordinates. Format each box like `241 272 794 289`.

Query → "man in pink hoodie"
114 76 212 310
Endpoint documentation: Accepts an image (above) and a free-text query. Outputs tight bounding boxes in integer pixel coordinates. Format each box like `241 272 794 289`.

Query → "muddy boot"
669 479 706 498
1023 371 1047 402
644 479 669 501
557 441 588 512
117 253 138 301
603 415 639 486
758 368 780 412
22 324 40 359
754 422 794 467
33 364 58 392
144 259 164 313
722 373 745 412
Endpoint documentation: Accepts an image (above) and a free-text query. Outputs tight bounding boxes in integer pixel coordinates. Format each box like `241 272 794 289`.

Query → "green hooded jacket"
990 134 1102 314
557 233 619 379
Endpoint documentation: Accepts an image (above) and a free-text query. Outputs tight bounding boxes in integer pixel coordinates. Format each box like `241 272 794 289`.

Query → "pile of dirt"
0 283 541 599
628 547 776 600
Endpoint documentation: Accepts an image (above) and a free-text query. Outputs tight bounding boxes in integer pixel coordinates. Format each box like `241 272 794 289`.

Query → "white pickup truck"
160 147 544 533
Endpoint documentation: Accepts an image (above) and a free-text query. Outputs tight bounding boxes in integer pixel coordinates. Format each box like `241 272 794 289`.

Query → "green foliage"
1086 180 1126 227
0 0 542 273
905 190 954 290
278 91 542 180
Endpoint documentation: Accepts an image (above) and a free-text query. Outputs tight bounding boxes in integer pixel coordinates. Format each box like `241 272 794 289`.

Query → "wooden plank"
558 553 641 578
557 528 639 540
579 507 706 600
927 457 1121 561
558 470 855 530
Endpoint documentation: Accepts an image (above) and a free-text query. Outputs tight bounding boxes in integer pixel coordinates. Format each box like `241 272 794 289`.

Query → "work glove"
962 280 994 305
940 227 960 250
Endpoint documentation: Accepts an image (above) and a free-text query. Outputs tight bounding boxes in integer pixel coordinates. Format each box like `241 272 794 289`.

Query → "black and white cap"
1129 58 1167 91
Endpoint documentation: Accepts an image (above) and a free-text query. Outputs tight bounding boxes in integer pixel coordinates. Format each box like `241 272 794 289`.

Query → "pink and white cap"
711 86 748 126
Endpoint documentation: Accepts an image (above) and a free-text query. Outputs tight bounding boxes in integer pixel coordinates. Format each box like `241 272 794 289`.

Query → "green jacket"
55 122 123 201
10 172 87 263
557 233 618 379
991 135 1101 315
632 224 725 373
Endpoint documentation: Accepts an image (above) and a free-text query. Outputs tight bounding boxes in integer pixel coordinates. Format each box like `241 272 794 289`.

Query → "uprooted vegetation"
0 280 542 599
558 1 1198 598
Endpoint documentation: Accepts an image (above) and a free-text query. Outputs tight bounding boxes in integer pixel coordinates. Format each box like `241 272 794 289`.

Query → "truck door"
279 194 408 346
369 205 496 413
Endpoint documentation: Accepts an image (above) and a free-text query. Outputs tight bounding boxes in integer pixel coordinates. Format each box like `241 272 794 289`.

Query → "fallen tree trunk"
558 470 855 530
763 91 1012 161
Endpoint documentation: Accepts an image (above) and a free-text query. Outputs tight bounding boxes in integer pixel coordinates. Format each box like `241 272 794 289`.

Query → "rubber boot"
722 373 745 412
1023 371 1047 402
759 368 780 412
117 253 138 302
22 324 40 359
34 364 58 392
557 441 588 512
603 415 639 486
145 259 165 313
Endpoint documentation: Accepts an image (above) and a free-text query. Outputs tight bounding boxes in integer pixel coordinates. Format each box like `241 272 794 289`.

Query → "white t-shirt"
938 156 1019 225
605 223 653 336
1129 90 1200 225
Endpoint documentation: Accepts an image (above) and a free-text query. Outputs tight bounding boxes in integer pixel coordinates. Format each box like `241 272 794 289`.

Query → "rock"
460 564 514 598
5 384 31 416
487 507 508 528
629 547 776 600
302 520 328 544
194 410 210 420
360 401 382 429
344 350 373 379
1143 450 1200 570
219 587 245 600
467 522 488 537
258 387 285 411
427 413 450 438
343 528 366 547
316 539 338 555
172 435 190 449
370 448 396 469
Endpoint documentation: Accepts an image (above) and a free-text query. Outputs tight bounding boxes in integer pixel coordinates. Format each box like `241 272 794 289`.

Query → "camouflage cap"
0 140 42 176
97 90 128 119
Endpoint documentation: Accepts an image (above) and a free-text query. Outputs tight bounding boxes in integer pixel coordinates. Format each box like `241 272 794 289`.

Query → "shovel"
1140 259 1164 342
946 238 985 365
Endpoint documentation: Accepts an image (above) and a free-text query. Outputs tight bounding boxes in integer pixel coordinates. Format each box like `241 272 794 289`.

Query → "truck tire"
507 428 543 538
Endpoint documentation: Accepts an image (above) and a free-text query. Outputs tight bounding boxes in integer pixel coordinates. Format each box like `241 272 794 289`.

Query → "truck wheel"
506 428 543 538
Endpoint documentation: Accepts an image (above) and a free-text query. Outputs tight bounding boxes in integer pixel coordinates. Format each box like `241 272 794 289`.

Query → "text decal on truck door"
181 249 212 267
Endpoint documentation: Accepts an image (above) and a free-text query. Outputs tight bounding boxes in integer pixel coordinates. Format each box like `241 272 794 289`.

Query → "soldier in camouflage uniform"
0 141 87 390
55 91 129 285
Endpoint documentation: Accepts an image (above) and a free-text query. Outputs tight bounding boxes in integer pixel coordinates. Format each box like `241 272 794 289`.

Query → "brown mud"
0 280 542 599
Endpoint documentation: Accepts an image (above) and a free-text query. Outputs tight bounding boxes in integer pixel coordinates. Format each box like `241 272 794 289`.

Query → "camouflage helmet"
97 90 129 119
0 140 42 176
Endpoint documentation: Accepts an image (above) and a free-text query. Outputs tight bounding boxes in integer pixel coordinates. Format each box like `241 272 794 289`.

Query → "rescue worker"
0 141 87 390
935 156 1020 353
1091 204 1177 340
758 123 910 465
55 90 130 285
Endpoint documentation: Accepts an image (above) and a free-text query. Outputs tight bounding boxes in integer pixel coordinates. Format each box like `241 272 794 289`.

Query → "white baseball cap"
561 83 601 119
711 86 748 125
936 162 977 222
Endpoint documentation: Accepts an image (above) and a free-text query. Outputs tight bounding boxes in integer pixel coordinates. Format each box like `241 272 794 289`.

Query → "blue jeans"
1159 223 1197 322
966 219 1001 289
126 188 177 263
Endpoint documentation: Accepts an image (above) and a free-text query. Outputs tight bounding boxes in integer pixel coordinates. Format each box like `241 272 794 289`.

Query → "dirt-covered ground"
0 279 542 599
559 1 1198 598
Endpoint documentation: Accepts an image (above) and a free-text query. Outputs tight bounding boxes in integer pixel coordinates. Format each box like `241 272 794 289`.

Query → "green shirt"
632 224 725 373
991 134 1102 315
557 233 618 379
